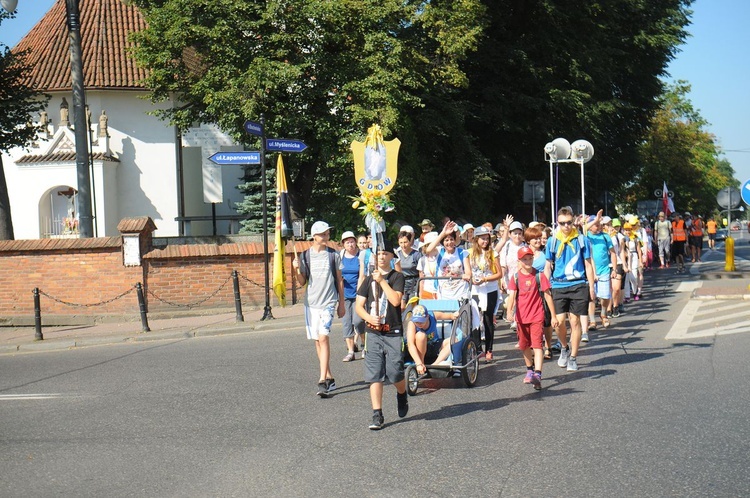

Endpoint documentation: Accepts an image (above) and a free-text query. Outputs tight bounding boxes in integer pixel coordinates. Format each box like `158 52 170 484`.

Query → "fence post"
232 270 244 322
136 282 150 332
33 288 44 341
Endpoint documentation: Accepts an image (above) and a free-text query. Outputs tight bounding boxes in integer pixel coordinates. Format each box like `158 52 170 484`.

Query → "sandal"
601 317 611 328
544 348 552 360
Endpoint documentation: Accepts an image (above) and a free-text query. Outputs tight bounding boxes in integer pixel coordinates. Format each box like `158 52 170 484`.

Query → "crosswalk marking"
666 299 750 340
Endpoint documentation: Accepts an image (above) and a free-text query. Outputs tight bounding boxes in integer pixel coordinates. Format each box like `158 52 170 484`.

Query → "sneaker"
558 347 570 368
510 321 517 331
317 382 329 398
550 341 562 353
607 309 613 319
531 373 542 390
612 308 620 318
485 351 493 362
342 352 355 362
634 295 640 301
624 297 631 304
325 378 336 393
581 332 589 343
478 351 486 359
567 357 578 371
618 305 625 315
397 392 409 418
523 370 534 384
369 412 384 430
353 344 360 353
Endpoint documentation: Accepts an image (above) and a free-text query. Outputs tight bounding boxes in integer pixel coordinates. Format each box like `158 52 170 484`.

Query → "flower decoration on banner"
350 191 395 223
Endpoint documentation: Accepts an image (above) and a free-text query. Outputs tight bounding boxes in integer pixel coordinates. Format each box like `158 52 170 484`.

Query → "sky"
2 0 750 190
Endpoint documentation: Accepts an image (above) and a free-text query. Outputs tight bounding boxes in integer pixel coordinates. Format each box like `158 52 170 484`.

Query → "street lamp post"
543 138 594 224
2 0 94 237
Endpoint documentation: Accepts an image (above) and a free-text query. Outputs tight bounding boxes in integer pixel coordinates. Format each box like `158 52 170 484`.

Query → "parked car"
715 229 728 241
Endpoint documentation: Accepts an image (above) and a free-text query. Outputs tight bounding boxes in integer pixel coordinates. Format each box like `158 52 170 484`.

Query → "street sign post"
742 179 750 206
244 120 263 137
266 139 308 153
208 151 261 165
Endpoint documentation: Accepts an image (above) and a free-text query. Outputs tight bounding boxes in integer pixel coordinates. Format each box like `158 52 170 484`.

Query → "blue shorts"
595 273 612 300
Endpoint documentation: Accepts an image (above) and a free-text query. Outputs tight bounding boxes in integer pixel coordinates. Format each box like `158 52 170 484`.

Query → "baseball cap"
587 215 598 224
629 217 639 225
341 230 355 242
528 221 540 229
420 219 434 228
601 216 612 224
509 221 523 232
473 226 491 237
517 246 534 259
411 305 429 323
310 221 332 236
611 218 621 227
623 222 633 229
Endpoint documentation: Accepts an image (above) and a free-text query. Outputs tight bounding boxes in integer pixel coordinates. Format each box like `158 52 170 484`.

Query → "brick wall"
0 218 313 321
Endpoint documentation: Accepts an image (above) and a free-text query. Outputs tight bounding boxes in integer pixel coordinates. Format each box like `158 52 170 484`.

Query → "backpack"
514 271 542 297
300 247 338 282
435 246 466 271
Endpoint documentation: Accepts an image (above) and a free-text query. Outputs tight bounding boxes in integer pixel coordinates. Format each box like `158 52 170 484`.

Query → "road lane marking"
0 394 66 401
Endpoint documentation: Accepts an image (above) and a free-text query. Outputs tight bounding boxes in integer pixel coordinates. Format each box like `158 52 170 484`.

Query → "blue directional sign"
266 138 308 153
208 151 261 165
244 120 263 137
742 179 750 205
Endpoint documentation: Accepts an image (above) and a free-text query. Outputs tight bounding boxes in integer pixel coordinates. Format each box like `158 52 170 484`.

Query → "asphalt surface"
1 239 749 496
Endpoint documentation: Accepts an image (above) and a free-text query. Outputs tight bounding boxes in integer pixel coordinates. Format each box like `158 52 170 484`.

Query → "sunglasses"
558 221 574 226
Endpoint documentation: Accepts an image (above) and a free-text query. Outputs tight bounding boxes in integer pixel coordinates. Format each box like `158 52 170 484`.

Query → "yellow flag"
273 155 290 306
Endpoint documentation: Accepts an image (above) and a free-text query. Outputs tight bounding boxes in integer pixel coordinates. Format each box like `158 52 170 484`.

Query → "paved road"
1 262 749 496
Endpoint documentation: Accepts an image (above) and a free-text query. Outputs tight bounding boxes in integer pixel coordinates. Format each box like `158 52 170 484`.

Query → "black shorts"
615 264 625 289
673 240 685 256
551 283 590 317
708 233 716 241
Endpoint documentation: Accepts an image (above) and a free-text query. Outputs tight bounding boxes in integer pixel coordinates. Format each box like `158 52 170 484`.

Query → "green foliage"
236 164 275 234
129 0 696 229
623 81 737 217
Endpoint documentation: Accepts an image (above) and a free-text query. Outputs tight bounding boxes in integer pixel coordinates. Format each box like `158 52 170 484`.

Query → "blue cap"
411 305 429 323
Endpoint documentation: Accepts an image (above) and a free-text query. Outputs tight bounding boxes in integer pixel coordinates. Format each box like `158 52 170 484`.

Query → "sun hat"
528 221 541 229
509 221 524 232
411 305 429 323
517 246 534 259
462 223 475 232
623 222 633 230
473 226 491 237
340 230 355 242
400 225 415 233
420 219 434 228
423 231 439 245
612 218 621 227
310 221 332 236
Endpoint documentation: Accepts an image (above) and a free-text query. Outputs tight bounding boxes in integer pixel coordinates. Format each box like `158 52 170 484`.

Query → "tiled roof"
16 152 120 163
117 217 157 234
12 0 149 91
0 236 122 252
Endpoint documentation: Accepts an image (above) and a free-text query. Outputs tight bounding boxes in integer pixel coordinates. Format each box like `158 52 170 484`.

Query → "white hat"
508 221 523 232
462 223 475 232
528 221 541 229
424 231 439 245
400 225 415 233
601 216 612 224
310 221 332 236
340 230 355 242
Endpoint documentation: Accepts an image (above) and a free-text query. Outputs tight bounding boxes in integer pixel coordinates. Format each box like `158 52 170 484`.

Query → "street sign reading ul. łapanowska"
742 179 750 205
244 120 263 137
266 139 308 153
208 151 261 165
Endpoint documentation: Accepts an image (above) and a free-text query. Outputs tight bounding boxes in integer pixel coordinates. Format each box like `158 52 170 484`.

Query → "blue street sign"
208 151 261 165
244 120 263 136
266 138 308 153
742 179 750 205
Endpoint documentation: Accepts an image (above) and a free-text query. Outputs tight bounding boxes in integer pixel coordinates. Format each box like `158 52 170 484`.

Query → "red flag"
662 181 674 216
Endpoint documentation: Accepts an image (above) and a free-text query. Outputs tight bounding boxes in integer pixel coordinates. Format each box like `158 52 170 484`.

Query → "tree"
130 0 486 229
0 11 50 240
622 81 737 216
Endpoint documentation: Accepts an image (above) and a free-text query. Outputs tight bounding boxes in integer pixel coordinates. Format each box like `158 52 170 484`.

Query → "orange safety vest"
672 220 686 242
690 219 703 237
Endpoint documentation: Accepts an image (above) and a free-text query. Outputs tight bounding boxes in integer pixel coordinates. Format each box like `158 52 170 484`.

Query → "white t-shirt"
436 248 469 300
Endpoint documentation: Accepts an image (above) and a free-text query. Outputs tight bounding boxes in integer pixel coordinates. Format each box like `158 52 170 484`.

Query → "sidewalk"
689 240 750 300
0 303 306 355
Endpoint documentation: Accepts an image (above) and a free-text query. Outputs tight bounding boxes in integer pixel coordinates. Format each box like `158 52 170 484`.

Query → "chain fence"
38 285 137 308
146 273 234 309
